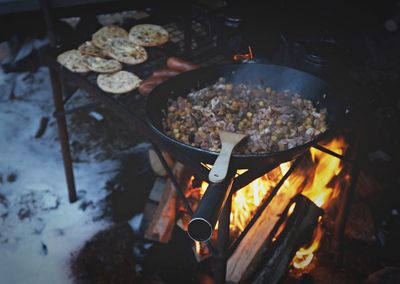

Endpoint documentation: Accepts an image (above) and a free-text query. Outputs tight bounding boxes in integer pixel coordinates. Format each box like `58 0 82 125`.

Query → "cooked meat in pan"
162 78 328 154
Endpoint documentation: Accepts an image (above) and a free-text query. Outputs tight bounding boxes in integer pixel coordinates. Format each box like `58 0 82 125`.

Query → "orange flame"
293 220 323 269
301 137 346 209
291 137 346 269
233 46 254 61
190 137 347 268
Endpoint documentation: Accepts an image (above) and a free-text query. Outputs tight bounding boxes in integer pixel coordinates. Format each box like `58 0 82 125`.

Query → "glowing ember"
232 46 254 61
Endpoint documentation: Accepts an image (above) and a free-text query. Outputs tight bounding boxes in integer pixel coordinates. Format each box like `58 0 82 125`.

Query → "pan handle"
209 143 235 183
187 171 235 242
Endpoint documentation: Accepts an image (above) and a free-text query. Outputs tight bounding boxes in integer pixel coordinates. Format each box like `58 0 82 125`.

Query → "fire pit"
39 2 370 283
179 137 348 283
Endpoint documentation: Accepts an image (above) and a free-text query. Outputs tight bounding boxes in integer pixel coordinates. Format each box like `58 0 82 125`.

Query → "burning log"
251 195 323 284
144 162 191 243
226 172 302 284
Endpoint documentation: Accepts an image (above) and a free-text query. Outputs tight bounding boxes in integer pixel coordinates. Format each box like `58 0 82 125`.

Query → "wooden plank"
148 178 166 203
148 148 174 177
144 163 191 243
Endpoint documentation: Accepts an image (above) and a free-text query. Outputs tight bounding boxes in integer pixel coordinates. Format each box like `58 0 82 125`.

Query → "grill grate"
60 11 225 98
45 7 227 123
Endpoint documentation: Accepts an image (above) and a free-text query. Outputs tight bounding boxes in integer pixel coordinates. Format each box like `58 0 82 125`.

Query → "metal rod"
214 193 232 284
152 145 194 216
62 88 80 105
228 154 305 257
49 68 77 203
312 144 352 163
39 0 57 47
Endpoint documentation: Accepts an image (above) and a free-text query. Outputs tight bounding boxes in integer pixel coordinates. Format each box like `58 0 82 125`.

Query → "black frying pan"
146 63 347 169
146 63 348 241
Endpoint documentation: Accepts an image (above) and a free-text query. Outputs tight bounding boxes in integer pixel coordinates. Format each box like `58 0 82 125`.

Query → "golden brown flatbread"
78 41 109 58
92 25 128 49
83 56 122 73
129 24 169 47
104 37 148 65
57 49 90 73
97 71 141 94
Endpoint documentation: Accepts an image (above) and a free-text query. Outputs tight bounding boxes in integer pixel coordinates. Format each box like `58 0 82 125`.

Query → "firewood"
144 163 191 243
141 178 167 233
148 149 174 177
251 195 323 284
148 178 166 203
141 202 158 235
226 183 301 283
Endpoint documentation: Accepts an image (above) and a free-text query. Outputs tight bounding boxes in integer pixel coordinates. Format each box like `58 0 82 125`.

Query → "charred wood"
226 178 301 283
251 195 323 284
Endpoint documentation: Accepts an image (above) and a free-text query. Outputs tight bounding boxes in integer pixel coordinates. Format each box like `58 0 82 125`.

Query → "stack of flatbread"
56 24 169 94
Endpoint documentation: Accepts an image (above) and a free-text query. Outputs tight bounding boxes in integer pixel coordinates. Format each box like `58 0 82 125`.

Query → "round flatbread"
105 38 148 65
104 37 143 54
57 49 90 73
83 56 122 73
92 25 128 49
129 24 169 46
78 41 109 58
97 71 141 94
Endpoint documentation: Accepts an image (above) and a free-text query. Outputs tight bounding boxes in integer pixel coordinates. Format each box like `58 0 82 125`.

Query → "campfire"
173 137 348 281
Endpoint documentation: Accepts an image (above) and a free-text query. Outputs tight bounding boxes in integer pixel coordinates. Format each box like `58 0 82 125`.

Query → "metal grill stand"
152 132 364 283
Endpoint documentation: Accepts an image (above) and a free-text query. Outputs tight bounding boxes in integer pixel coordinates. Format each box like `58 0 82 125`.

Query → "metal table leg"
49 68 77 203
214 194 232 284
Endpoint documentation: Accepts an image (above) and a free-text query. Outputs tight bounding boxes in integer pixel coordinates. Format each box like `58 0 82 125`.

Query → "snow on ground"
0 67 118 283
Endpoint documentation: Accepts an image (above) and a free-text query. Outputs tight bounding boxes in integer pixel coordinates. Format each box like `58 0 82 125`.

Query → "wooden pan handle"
209 143 235 183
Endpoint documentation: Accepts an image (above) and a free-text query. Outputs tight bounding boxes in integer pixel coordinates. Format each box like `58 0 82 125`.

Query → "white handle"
209 143 234 183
